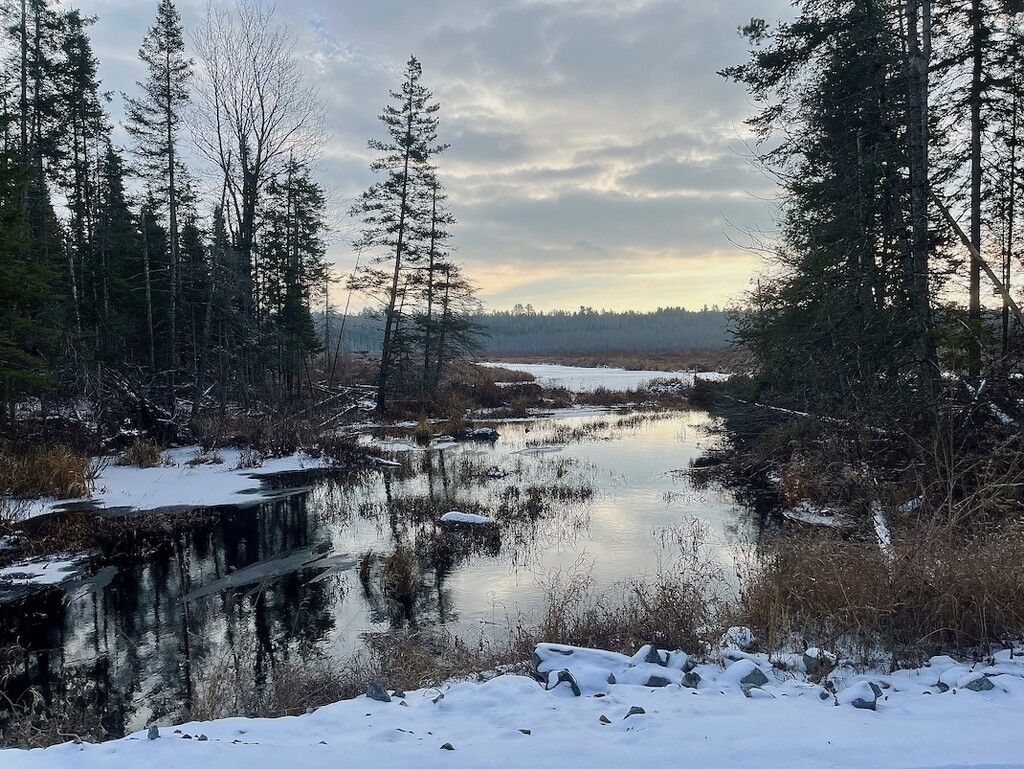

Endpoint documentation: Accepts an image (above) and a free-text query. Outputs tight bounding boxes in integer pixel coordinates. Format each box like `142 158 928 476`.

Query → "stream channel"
1 371 761 738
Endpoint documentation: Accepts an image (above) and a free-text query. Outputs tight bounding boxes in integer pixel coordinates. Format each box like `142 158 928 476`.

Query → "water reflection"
1 409 752 739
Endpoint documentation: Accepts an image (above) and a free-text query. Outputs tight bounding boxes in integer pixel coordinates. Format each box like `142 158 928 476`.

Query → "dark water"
0 409 754 737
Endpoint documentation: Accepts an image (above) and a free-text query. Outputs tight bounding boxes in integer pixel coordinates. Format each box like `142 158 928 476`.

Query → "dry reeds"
738 525 1024 660
114 439 164 468
0 447 96 499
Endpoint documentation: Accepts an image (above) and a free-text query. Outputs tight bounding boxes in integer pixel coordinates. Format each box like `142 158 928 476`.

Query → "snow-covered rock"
439 511 492 525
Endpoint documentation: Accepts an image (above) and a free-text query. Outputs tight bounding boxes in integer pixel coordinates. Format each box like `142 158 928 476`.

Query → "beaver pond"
1 396 761 738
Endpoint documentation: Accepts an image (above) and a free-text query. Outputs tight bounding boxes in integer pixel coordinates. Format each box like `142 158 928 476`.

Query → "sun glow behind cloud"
71 0 792 312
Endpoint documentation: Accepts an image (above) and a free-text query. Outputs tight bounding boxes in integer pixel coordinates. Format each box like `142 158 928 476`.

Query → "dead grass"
486 350 744 373
381 545 420 603
737 525 1024 663
114 439 164 468
523 521 728 655
191 413 311 456
189 631 527 722
0 447 97 499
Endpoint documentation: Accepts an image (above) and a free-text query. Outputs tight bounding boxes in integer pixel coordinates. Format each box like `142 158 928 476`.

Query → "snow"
23 447 333 519
5 643 1023 769
871 500 894 563
0 556 83 587
782 501 856 529
439 511 492 525
479 363 728 392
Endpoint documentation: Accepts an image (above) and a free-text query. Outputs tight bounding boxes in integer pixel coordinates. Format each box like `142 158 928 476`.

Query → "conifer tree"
124 0 192 396
349 56 449 411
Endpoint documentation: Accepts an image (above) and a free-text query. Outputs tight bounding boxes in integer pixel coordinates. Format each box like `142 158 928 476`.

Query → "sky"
73 0 795 313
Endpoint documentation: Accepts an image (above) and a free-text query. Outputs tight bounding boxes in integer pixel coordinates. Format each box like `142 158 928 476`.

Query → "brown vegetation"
487 350 748 373
115 439 164 468
737 525 1024 663
0 447 96 499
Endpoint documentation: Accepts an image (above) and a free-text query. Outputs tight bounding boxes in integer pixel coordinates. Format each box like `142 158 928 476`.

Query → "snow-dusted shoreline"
4 642 1022 769
22 446 338 520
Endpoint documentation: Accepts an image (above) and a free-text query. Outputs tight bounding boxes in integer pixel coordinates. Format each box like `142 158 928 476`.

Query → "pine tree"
124 0 192 399
349 56 449 411
260 158 327 395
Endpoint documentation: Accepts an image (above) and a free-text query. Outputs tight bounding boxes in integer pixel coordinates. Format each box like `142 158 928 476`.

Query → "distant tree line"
324 305 729 356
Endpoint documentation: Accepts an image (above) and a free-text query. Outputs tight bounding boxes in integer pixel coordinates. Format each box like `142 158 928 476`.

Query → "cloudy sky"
76 0 794 312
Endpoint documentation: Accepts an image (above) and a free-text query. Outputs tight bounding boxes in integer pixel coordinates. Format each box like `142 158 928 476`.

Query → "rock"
803 648 837 680
432 692 444 704
838 681 883 711
392 688 406 699
642 644 665 666
367 682 392 702
935 682 950 693
197 735 208 742
440 743 455 751
682 671 702 689
624 706 646 719
646 675 672 688
666 650 689 671
741 666 770 689
963 674 995 692
147 726 160 740
607 673 616 684
546 669 582 696
819 690 831 701
519 729 531 735
599 715 611 724
532 645 573 673
399 701 409 707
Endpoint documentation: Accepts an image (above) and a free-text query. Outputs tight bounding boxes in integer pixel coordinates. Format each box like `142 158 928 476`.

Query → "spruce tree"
349 56 449 411
125 0 192 402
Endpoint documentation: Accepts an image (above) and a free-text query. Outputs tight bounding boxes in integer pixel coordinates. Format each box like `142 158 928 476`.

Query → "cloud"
70 0 793 310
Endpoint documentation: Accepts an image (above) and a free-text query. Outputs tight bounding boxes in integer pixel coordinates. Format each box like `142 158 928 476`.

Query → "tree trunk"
968 0 984 376
905 0 938 393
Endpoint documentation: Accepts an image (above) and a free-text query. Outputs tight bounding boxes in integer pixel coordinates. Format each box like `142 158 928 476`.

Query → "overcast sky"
74 0 794 313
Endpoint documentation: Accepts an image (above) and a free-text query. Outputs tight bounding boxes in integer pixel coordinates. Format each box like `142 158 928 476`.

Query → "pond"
0 379 757 738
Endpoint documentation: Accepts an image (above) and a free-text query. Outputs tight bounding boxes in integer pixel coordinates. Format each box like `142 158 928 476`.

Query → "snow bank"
439 511 492 525
5 644 1023 769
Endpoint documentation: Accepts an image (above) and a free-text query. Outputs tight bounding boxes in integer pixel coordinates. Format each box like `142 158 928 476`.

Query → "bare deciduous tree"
190 0 325 321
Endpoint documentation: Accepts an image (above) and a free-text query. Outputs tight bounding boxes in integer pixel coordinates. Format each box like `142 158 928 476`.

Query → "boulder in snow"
366 681 392 702
838 681 883 710
720 626 757 653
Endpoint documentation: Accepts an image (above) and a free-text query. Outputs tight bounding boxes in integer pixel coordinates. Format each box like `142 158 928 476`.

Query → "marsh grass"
114 439 164 468
737 525 1024 663
188 630 527 724
0 447 97 499
522 521 729 655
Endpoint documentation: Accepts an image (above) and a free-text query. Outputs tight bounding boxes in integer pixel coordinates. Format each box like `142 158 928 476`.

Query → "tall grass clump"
114 439 164 468
0 447 96 499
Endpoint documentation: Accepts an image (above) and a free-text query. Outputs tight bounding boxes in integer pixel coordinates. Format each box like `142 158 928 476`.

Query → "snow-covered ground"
4 641 1022 768
480 362 729 392
22 447 335 520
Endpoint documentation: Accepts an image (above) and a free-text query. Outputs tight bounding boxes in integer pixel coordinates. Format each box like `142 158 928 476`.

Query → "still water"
0 408 754 736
